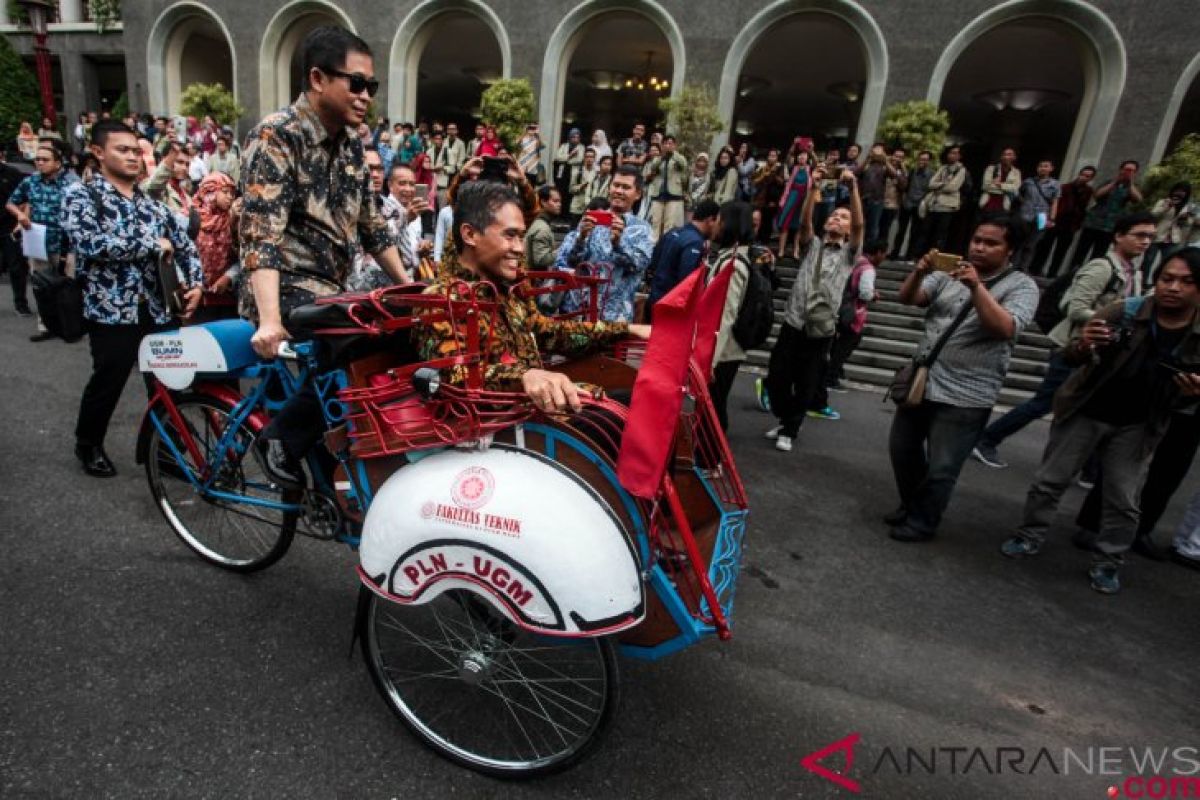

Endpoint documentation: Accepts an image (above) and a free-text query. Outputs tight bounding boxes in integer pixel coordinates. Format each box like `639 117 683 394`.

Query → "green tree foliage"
178 82 245 127
0 35 42 149
657 83 724 160
1142 134 1200 203
479 78 536 151
877 100 951 165
111 90 129 120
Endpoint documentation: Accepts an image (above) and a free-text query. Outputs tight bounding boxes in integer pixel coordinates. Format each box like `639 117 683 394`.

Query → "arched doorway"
936 18 1088 178
146 2 236 115
1151 52 1200 165
540 1 684 166
388 0 510 127
717 0 887 154
259 0 356 114
928 0 1125 177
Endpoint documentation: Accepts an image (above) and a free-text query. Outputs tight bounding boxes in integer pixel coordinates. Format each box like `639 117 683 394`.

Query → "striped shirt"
918 270 1040 408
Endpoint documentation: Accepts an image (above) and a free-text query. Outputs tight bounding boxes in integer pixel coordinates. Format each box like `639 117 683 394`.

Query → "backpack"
1032 255 1120 335
731 253 775 350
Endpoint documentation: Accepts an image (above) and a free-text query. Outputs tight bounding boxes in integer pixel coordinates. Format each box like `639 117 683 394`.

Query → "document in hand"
20 223 47 261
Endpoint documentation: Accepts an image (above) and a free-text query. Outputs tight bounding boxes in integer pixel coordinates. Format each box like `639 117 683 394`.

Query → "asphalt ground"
1 297 1198 800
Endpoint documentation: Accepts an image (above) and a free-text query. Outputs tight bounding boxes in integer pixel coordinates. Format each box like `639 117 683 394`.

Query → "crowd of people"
1 23 1198 595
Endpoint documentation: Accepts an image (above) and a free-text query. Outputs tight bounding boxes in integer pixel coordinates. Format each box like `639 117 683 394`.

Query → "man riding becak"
417 180 651 412
239 26 411 488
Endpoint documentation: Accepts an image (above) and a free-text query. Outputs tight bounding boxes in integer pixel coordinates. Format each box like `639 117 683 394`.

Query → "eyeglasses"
323 68 379 97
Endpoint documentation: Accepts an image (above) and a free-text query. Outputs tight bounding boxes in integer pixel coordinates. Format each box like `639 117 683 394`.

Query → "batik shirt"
62 175 202 325
553 212 654 322
416 250 629 392
9 169 77 256
238 93 394 319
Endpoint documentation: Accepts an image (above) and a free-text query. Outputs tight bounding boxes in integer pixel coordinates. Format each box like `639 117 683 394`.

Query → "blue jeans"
889 400 992 535
863 201 885 244
979 350 1073 449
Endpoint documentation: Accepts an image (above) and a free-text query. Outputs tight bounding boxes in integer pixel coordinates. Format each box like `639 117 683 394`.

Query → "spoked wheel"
359 587 619 778
145 392 296 572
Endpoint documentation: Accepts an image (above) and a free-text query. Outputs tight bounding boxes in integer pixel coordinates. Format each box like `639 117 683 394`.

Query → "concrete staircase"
744 260 1053 408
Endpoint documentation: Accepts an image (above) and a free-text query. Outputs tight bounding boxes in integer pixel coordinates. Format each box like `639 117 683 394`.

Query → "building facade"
8 0 1200 176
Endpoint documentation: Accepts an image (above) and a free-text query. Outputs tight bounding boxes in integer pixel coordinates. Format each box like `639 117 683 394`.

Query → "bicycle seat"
287 302 358 337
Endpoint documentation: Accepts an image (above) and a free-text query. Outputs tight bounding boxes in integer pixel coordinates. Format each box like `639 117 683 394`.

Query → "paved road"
2 302 1198 799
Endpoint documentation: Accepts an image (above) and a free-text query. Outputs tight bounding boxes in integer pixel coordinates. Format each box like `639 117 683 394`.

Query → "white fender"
359 446 645 636
138 320 258 390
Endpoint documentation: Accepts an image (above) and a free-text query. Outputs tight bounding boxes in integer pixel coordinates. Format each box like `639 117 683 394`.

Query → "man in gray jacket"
972 212 1155 468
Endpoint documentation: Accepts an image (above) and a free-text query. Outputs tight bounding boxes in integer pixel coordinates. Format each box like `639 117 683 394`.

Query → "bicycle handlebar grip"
276 341 298 360
412 367 442 399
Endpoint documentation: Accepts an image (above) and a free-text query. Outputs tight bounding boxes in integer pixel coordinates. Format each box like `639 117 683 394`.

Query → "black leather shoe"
29 331 55 342
75 444 117 478
254 436 304 490
882 506 908 526
889 524 935 543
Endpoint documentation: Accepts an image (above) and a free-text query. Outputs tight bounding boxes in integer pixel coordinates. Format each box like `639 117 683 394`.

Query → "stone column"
57 50 91 132
0 4 10 26
59 0 85 24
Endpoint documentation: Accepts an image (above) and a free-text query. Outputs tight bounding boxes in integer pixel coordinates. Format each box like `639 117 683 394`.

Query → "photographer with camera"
1001 248 1200 593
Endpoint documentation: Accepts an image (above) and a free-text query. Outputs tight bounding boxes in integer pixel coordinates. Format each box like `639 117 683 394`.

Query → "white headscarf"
591 129 613 163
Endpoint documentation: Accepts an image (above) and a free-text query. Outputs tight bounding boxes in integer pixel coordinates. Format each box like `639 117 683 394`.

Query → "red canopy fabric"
616 258 734 499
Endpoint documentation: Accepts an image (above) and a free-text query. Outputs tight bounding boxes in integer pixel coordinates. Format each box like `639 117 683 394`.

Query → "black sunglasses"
323 68 379 98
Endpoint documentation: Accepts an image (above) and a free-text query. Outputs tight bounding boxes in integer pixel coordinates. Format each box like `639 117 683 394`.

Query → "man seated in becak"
416 180 651 413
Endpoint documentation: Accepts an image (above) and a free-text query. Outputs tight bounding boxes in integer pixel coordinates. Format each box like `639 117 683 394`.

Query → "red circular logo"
420 501 435 518
451 467 495 510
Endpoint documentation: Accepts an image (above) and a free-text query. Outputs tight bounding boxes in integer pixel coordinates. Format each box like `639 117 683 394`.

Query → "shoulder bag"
887 270 1013 408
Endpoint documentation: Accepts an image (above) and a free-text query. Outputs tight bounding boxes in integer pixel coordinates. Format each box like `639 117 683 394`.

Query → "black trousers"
75 307 168 447
889 401 992 536
2 233 29 311
892 206 919 258
1076 412 1200 539
709 360 741 432
922 211 956 255
1069 227 1112 270
1033 225 1079 278
765 323 832 438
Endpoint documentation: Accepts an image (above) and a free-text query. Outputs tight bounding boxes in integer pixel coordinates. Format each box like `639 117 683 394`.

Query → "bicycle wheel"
359 586 619 778
145 392 295 572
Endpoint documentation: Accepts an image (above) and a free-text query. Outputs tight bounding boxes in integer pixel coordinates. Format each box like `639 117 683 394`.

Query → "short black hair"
453 180 521 252
662 134 676 143
715 201 753 248
918 150 933 159
973 213 1025 252
1120 159 1140 170
1113 211 1156 236
301 26 372 91
692 199 720 221
1079 164 1097 174
90 120 137 149
36 137 64 162
863 238 888 256
585 196 611 212
387 161 413 184
614 164 643 192
536 184 559 204
1156 246 1200 285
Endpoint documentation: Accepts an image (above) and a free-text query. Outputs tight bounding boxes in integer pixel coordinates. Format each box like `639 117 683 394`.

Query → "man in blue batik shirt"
554 165 654 322
62 120 203 478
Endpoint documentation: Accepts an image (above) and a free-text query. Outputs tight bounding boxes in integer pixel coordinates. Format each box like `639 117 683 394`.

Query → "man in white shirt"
383 162 432 276
187 142 208 184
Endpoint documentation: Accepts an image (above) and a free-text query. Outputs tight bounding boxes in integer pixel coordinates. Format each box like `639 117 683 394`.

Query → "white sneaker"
764 425 782 440
775 435 793 452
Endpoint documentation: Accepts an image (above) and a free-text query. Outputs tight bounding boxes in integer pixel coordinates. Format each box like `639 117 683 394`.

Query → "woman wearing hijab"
711 146 739 204
192 172 240 322
409 151 438 209
688 152 712 212
16 122 38 161
590 129 613 163
476 126 500 158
